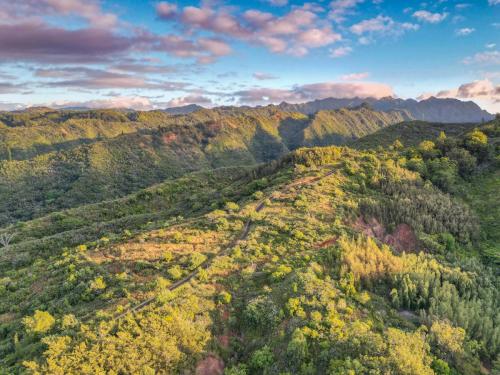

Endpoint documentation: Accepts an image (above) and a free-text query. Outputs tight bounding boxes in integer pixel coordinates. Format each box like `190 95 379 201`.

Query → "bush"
23 310 55 334
225 202 240 212
168 265 183 280
249 346 274 371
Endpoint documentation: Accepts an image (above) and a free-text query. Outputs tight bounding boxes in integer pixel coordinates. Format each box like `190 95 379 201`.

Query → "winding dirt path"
113 167 335 320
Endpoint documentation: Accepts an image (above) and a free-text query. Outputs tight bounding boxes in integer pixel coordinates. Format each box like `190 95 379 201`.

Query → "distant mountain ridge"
277 96 494 123
162 104 204 115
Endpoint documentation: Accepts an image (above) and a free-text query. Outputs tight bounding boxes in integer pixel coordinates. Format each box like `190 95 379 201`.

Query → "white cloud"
330 46 352 58
413 10 448 23
341 72 370 80
350 15 419 37
463 50 500 65
49 96 155 110
455 28 475 36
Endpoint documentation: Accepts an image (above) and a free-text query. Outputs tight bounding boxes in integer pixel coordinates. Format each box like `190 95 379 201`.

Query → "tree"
430 321 465 360
418 140 439 159
250 346 274 372
23 310 56 334
392 139 404 150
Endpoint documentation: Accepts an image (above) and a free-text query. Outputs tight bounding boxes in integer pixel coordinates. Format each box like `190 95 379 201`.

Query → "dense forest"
0 107 498 374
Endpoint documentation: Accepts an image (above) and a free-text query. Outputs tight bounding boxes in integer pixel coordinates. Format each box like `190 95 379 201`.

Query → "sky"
0 0 499 112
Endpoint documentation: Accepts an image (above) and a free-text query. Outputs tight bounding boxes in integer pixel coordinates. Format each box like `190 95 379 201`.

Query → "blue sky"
0 0 498 111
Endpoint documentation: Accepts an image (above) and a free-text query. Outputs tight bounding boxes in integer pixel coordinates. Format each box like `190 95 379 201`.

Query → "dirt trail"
113 167 336 320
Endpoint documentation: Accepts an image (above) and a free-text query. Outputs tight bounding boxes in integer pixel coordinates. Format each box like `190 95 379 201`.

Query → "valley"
0 102 498 374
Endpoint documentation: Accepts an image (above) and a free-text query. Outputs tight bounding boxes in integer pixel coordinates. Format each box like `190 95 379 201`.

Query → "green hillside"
0 106 409 225
0 118 498 374
352 120 479 149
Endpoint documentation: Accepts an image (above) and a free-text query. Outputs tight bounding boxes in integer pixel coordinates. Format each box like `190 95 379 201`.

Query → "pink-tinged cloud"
330 46 352 58
156 2 177 19
235 81 394 104
253 72 278 80
0 0 117 29
296 28 342 48
0 22 132 63
156 4 340 56
418 79 500 113
44 0 118 28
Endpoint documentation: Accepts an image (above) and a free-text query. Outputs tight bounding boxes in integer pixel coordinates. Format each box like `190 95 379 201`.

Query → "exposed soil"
195 355 224 375
315 236 338 248
352 217 417 252
162 132 177 143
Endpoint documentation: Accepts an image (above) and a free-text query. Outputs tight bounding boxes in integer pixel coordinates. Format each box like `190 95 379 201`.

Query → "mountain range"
277 96 494 123
41 96 495 123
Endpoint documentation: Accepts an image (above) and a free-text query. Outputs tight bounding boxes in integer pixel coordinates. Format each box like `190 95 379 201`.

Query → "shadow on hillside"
278 116 309 150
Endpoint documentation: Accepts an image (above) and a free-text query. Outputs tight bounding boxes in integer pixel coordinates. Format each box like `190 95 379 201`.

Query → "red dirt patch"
384 224 417 252
315 237 338 248
218 334 230 349
196 355 224 375
162 132 177 143
352 217 417 252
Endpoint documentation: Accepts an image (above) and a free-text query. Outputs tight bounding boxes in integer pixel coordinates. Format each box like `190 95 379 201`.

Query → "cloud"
330 46 353 58
110 63 177 74
0 102 26 111
0 5 232 65
412 10 448 23
253 72 278 80
455 28 475 36
35 67 188 90
156 4 341 56
0 0 118 29
350 15 419 37
267 0 288 6
164 95 213 107
329 0 364 23
341 72 370 80
463 50 500 65
418 79 500 113
0 82 28 94
43 0 118 28
0 22 133 63
156 2 177 19
489 0 500 5
50 96 155 110
235 81 394 104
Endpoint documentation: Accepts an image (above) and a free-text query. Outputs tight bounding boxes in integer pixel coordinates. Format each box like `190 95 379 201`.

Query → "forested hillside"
0 106 409 225
0 116 498 374
352 121 479 149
